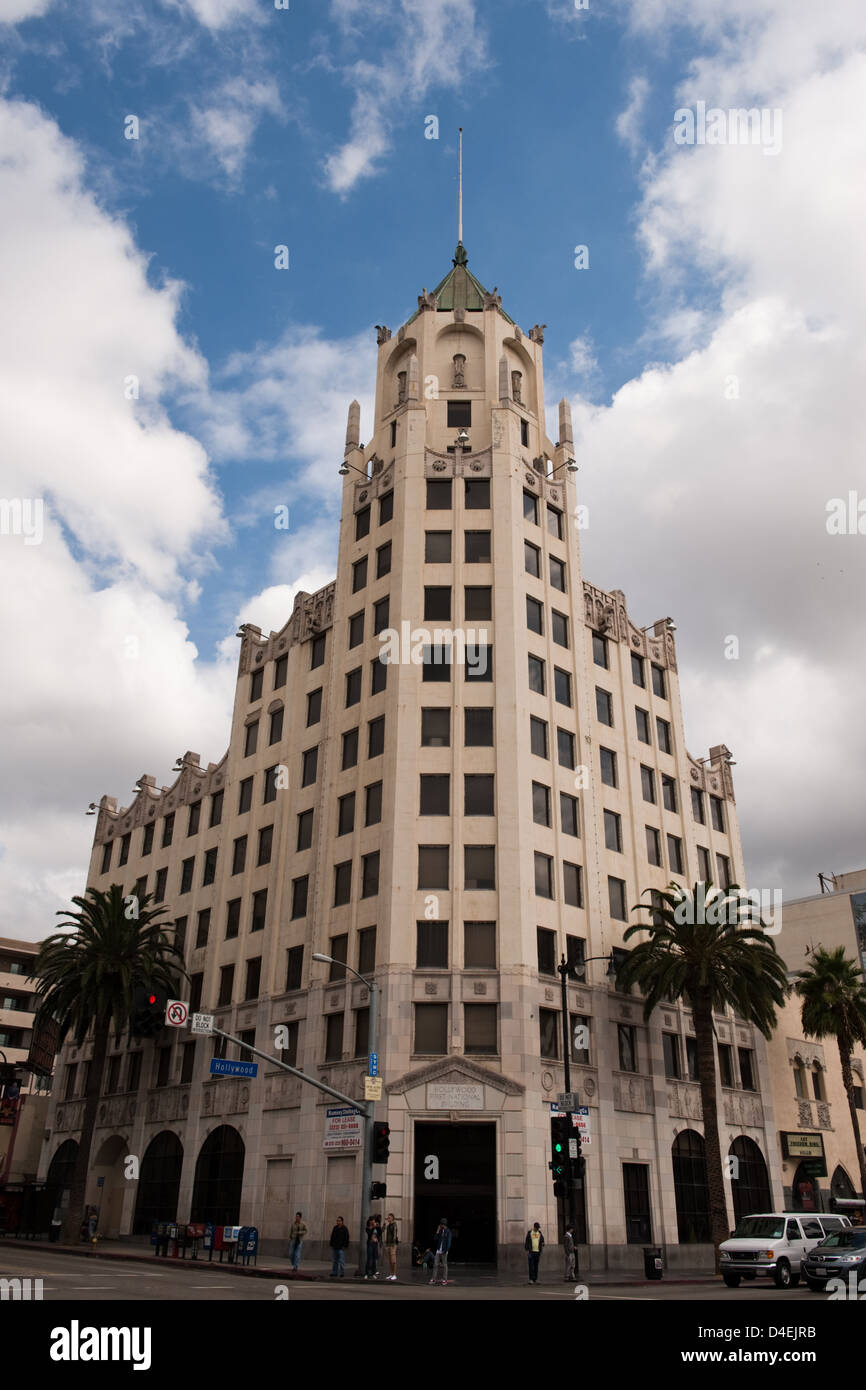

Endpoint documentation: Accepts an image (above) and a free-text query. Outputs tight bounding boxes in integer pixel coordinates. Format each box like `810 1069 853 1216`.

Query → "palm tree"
32 884 185 1243
616 881 788 1267
794 947 866 1202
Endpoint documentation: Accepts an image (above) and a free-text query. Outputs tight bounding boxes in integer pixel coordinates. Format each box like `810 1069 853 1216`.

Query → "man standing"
383 1212 400 1281
430 1217 452 1286
288 1212 307 1271
364 1213 382 1278
525 1222 544 1284
329 1216 350 1278
563 1224 576 1281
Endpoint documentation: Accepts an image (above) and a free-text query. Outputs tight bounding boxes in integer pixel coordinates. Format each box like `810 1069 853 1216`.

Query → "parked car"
803 1226 866 1291
719 1212 852 1289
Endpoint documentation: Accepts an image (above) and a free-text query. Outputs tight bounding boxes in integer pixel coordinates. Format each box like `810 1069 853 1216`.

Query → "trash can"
643 1247 663 1279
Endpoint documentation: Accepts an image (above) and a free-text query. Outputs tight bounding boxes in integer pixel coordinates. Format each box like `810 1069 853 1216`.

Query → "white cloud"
616 74 649 154
176 0 260 31
568 334 598 378
0 0 51 22
189 76 284 183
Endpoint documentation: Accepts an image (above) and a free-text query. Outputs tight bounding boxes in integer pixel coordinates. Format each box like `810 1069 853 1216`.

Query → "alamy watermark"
671 883 782 935
378 623 490 676
673 102 782 157
0 497 43 545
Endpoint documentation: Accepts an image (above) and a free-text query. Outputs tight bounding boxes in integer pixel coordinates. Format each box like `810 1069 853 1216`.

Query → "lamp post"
312 953 379 1276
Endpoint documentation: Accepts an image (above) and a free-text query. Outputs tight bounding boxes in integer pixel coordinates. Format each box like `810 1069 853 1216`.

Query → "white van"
719 1212 852 1288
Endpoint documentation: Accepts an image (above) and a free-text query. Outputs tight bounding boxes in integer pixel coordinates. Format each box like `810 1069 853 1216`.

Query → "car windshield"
818 1230 866 1249
732 1218 785 1239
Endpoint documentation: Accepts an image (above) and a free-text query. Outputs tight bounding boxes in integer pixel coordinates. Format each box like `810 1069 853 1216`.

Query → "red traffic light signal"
131 984 166 1039
372 1121 390 1164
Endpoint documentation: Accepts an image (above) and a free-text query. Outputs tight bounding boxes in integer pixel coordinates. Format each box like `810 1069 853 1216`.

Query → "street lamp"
338 460 369 478
312 952 379 1276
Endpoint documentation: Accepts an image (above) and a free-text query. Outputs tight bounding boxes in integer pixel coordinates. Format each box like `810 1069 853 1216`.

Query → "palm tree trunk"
693 991 729 1270
837 1036 866 1201
60 1016 110 1244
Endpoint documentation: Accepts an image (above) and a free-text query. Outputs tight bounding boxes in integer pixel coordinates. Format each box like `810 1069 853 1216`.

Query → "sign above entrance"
781 1132 825 1160
427 1083 484 1111
324 1106 362 1151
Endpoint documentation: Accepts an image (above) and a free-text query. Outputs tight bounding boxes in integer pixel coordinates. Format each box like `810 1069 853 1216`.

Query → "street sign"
369 1052 379 1077
209 1059 258 1078
165 999 189 1028
568 1138 578 1158
191 1013 214 1034
574 1105 591 1146
365 1076 382 1101
324 1105 362 1151
558 1092 579 1111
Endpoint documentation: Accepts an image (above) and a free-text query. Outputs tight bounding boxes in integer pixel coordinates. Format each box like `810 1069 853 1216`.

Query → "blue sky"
2 0 866 935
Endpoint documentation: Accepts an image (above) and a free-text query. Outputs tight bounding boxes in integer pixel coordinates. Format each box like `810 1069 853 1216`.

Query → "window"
346 667 362 706
418 845 449 889
303 689 321 727
238 777 253 813
101 842 113 874
530 716 548 759
546 504 563 539
526 596 544 635
341 729 359 770
276 1020 298 1066
155 1047 172 1089
465 478 489 509
563 862 583 908
686 1036 698 1082
609 877 627 921
231 836 247 875
554 668 572 707
338 792 355 836
126 1051 143 1093
663 1033 682 1079
425 586 451 621
466 644 492 680
218 965 234 1008
417 920 448 969
348 612 364 649
738 1048 756 1091
539 1008 559 1059
592 633 608 668
64 1062 78 1099
464 921 496 969
333 862 352 907
697 846 711 882
414 1003 448 1054
286 946 303 992
162 814 174 848
274 653 288 688
662 776 678 813
656 718 672 754
379 490 393 525
710 796 726 832
465 586 491 620
651 664 667 698
523 490 538 524
291 876 308 919
195 909 210 949
641 765 656 803
549 556 566 592
447 400 471 428
532 782 551 827
325 1013 344 1063
691 788 705 824
355 505 371 540
250 887 267 933
311 634 326 669
811 1065 825 1101
426 480 452 510
716 853 732 888
368 715 385 758
153 867 167 903
182 1045 199 1086
422 708 450 746
631 653 645 687
357 927 376 975
535 852 554 899
361 852 379 898
667 835 684 875
297 809 313 851
465 531 491 563
225 898 241 940
571 1014 590 1064
618 1024 637 1072
524 541 541 578
352 557 368 592
646 826 662 867
464 775 494 816
376 542 391 578
244 721 259 757
623 1164 652 1244
371 656 387 695
354 1007 370 1058
718 1043 734 1087
422 644 452 682
557 728 575 770
635 708 651 743
596 688 613 726
465 846 495 890
600 748 617 787
267 706 284 745
188 801 201 836
604 810 622 853
560 792 579 837
245 957 262 1000
464 1004 497 1054
465 708 493 746
262 768 277 810
373 597 389 635
249 667 264 702
180 857 194 894
552 611 569 648
328 933 348 981
528 654 545 694
521 419 529 446
425 530 451 563
202 847 217 886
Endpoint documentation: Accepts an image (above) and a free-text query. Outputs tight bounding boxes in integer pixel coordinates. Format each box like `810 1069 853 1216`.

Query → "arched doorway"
90 1135 128 1237
831 1165 856 1201
729 1136 772 1222
46 1139 78 1198
791 1162 818 1212
191 1126 244 1227
133 1132 184 1235
672 1130 711 1243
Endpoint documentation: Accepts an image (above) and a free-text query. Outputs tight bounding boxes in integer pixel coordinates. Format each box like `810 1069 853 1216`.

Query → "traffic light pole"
356 973 378 1276
557 955 580 1280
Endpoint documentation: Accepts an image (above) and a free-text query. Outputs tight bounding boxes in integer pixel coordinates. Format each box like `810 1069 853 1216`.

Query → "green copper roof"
407 244 514 324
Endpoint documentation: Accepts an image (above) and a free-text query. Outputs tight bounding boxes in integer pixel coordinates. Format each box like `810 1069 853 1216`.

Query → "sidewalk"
0 1235 717 1286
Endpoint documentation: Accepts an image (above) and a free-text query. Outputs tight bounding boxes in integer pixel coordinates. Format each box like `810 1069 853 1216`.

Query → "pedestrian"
288 1211 307 1271
383 1212 399 1281
329 1216 349 1278
430 1217 451 1286
525 1222 544 1284
364 1214 382 1278
563 1224 576 1281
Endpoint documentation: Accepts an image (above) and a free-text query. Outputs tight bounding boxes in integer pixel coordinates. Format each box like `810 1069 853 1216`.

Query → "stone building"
39 243 785 1269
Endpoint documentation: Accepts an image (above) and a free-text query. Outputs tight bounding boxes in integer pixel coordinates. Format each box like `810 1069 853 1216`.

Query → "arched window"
729 1136 772 1221
831 1165 856 1200
191 1125 245 1227
46 1139 78 1198
133 1131 184 1235
672 1130 711 1243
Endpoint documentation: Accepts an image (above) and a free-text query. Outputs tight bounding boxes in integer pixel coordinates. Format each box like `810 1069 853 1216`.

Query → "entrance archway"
90 1135 128 1237
191 1126 244 1226
729 1136 772 1222
672 1130 711 1243
831 1165 856 1200
413 1122 496 1263
791 1162 818 1212
133 1131 184 1235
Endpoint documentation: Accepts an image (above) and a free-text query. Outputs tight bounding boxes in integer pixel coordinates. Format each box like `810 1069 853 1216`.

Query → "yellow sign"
365 1076 383 1101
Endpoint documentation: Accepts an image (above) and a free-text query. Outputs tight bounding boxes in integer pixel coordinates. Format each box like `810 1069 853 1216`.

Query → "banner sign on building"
26 1015 60 1076
323 1106 362 1151
781 1132 825 1160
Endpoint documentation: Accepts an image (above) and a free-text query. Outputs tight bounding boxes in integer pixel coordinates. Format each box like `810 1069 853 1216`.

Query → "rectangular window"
526 595 543 635
465 845 495 890
609 877 627 921
549 556 566 592
604 810 622 853
651 663 667 698
571 1013 590 1065
646 826 662 867
464 531 491 563
188 801 201 836
286 945 303 991
418 845 449 890
348 612 364 649
357 927 376 975
209 792 223 829
426 479 452 510
365 781 383 827
251 888 267 933
535 852 554 899
623 1164 652 1244
618 1023 637 1072
530 716 548 759
600 747 617 787
245 956 262 1000
718 1042 734 1087
421 708 450 747
464 643 492 680
524 541 541 578
667 835 684 875
361 852 379 898
341 729 359 770
656 717 672 754
464 920 496 969
231 836 247 875
686 1036 698 1082
379 490 393 525
546 504 563 540
424 586 451 621
257 825 273 867
697 846 711 882
244 721 259 757
218 965 234 1008
368 715 385 758
345 667 362 707
352 557 368 592
663 1033 682 1079
296 808 313 852
592 633 608 668
532 781 551 827
635 708 651 744
195 909 210 949
333 862 352 907
414 1003 448 1054
465 478 489 509
417 920 448 969
447 400 471 427
127 1051 142 1093
311 634 326 669
738 1047 756 1091
64 1063 78 1099
464 585 491 620
464 774 494 816
238 778 253 813
710 796 726 832
225 898 241 940
278 1020 299 1067
250 668 264 702
521 419 529 447
328 933 348 981
691 788 705 823
355 505 371 540
373 597 389 635
274 653 288 688
539 1008 559 1060
557 728 575 770
528 654 545 695
180 1043 195 1085
153 867 167 904
371 656 387 695
161 814 174 848
563 861 583 908
464 1003 497 1054
155 1046 172 1089
662 776 678 813
325 1013 344 1063
376 542 391 578
291 875 308 919
523 490 538 524
101 842 112 874
554 668 572 707
338 792 355 836
303 689 321 727
552 611 569 648
560 792 579 837
716 853 732 889
641 765 656 803
631 653 645 687
465 707 493 746
354 1007 370 1058
180 857 194 894
425 530 451 563
269 707 284 745
202 847 217 886
422 644 452 682
596 688 613 726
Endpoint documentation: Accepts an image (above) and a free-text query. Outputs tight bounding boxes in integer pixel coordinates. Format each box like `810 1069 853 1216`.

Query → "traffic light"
371 1181 387 1199
131 984 166 1039
372 1121 390 1164
550 1115 569 1195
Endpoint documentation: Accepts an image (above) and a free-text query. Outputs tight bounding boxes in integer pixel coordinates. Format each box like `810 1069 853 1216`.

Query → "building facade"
0 936 52 1188
39 244 785 1268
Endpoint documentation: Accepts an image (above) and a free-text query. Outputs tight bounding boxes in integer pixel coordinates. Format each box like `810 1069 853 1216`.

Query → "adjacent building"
0 936 52 1190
